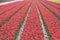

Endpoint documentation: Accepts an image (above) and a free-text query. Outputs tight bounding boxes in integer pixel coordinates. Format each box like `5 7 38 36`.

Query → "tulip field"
0 0 60 40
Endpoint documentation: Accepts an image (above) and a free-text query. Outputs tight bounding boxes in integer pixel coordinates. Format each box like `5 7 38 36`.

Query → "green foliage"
0 0 13 2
